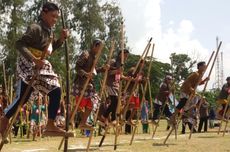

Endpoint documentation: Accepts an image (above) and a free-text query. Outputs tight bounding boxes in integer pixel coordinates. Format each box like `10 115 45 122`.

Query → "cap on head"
92 39 102 47
197 61 206 69
165 75 173 80
118 49 129 56
226 77 230 81
42 2 59 13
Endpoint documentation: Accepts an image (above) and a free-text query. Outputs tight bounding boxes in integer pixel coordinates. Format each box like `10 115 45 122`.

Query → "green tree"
124 53 170 98
0 0 26 86
71 0 105 50
101 1 123 49
170 53 196 84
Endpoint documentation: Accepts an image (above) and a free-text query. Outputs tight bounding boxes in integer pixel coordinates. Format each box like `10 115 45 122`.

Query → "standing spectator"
141 99 149 133
209 107 216 128
198 98 209 132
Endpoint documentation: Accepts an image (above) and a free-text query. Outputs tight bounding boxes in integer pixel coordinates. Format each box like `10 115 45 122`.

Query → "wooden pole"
148 80 153 120
58 44 104 150
218 100 229 135
58 15 104 151
86 40 115 152
99 41 115 99
122 43 151 122
2 61 8 97
129 43 155 145
189 44 221 139
123 38 152 93
114 21 125 151
163 43 220 144
222 97 230 136
128 48 151 146
189 50 215 139
9 76 13 143
152 101 167 138
142 43 155 103
60 9 71 152
68 42 103 126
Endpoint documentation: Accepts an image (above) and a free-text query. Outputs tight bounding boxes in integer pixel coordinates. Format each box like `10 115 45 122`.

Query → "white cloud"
178 20 194 35
119 0 209 63
118 0 220 89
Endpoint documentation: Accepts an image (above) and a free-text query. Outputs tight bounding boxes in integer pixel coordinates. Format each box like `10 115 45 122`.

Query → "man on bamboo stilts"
152 75 173 125
72 39 105 129
125 60 144 125
102 49 130 126
0 2 72 137
169 62 209 126
215 77 230 120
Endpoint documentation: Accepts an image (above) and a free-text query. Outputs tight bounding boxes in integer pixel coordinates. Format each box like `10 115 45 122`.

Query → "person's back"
200 101 209 118
209 107 215 120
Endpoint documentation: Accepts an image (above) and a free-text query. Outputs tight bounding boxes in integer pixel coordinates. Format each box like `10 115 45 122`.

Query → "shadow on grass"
152 143 177 147
67 147 98 152
134 138 152 141
197 136 218 138
13 139 33 143
91 142 126 147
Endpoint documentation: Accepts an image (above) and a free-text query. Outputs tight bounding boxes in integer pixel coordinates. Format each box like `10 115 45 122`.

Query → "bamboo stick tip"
149 37 153 42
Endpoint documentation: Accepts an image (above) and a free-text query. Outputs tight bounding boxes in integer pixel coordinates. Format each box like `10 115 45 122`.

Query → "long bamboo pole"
222 96 230 136
152 100 167 138
114 21 125 151
148 80 153 120
189 45 221 139
58 13 104 152
68 44 104 126
123 38 152 93
60 9 71 152
129 43 155 145
2 62 8 97
163 42 221 144
122 43 151 123
218 95 230 135
86 40 115 152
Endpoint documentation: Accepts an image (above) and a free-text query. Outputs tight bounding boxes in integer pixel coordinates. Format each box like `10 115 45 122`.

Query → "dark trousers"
198 117 208 132
125 110 131 134
103 95 118 121
182 122 196 134
4 79 61 120
152 103 172 120
176 97 188 110
13 121 27 137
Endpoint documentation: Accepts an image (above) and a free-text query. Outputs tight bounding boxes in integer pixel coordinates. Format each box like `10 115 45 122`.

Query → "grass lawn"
3 120 230 152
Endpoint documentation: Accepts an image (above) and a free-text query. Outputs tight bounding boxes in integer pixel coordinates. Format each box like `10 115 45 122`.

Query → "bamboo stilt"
218 101 229 134
130 43 155 145
223 115 229 137
123 38 152 93
123 43 151 121
189 44 221 139
86 40 115 152
58 10 104 151
152 102 167 138
114 21 125 151
164 45 218 144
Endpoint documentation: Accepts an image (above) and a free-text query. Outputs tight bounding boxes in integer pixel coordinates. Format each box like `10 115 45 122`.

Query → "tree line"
0 0 218 107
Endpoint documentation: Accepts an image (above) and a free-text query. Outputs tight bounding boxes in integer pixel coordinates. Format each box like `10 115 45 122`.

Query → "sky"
116 0 230 90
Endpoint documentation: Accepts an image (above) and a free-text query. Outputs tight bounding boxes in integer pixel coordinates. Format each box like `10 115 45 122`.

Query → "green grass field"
3 120 230 152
